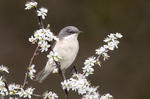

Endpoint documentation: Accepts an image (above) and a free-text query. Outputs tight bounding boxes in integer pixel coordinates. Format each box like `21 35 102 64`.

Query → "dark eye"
67 29 75 34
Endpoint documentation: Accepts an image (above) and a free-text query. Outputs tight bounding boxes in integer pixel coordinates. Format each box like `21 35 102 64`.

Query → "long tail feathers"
35 68 50 83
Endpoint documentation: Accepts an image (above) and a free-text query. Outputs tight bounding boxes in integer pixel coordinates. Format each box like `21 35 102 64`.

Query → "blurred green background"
0 0 150 99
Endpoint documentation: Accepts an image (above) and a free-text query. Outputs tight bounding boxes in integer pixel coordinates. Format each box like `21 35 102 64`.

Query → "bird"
35 26 81 83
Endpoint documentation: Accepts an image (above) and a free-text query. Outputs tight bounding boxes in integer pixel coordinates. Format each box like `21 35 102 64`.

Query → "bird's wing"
35 36 59 83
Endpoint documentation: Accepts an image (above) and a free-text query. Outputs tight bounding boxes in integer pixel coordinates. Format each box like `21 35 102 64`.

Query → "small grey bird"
35 26 81 83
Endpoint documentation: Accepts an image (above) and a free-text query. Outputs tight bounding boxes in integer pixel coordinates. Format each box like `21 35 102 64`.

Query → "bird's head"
58 26 81 38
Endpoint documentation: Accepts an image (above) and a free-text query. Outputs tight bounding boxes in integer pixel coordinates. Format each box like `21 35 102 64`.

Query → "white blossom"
61 73 98 96
86 87 98 95
17 88 25 98
40 41 50 52
28 64 36 80
25 1 37 10
0 86 8 96
29 36 37 44
61 80 71 91
108 33 116 41
43 91 58 99
37 8 48 19
84 57 96 67
34 29 53 41
8 83 21 95
0 76 8 96
0 77 5 86
96 47 107 55
82 92 100 99
47 51 62 64
102 53 110 61
0 65 9 73
107 40 119 50
83 57 96 76
82 65 94 76
112 40 119 49
104 37 111 43
115 32 123 38
100 93 113 99
24 87 35 98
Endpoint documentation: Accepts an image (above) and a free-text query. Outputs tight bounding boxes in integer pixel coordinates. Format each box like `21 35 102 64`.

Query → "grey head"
58 26 81 38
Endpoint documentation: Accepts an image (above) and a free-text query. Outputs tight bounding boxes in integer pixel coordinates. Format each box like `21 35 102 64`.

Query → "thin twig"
22 45 39 88
32 94 43 98
34 7 44 28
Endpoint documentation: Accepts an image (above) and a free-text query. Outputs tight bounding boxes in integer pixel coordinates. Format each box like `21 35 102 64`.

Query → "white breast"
54 34 79 70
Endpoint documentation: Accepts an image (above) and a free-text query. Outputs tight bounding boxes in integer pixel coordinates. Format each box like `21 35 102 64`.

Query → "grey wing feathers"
35 61 56 83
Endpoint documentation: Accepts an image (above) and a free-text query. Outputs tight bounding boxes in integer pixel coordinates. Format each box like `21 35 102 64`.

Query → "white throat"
63 34 78 40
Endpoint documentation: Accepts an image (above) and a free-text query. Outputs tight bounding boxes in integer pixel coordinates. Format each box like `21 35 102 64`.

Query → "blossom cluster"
61 33 123 99
0 65 35 98
61 73 100 99
9 84 21 95
96 32 123 61
8 84 35 98
83 33 123 76
29 28 59 52
0 77 58 99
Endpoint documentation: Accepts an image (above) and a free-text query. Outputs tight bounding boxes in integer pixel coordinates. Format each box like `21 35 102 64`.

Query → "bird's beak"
78 31 82 34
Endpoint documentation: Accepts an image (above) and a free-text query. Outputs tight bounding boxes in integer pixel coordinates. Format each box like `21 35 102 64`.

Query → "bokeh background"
0 0 150 99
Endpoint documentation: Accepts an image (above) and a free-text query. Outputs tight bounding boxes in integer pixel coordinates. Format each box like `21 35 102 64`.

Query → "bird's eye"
67 29 75 34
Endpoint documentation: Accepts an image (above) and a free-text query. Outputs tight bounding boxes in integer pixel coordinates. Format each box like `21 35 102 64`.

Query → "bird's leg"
71 65 78 74
61 70 66 80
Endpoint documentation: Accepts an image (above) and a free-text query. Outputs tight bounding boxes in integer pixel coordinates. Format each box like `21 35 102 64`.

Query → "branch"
55 62 69 99
34 7 44 28
22 0 45 88
22 45 39 88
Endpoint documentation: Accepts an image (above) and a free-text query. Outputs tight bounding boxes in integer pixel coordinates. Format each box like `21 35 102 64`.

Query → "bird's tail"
35 62 55 83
